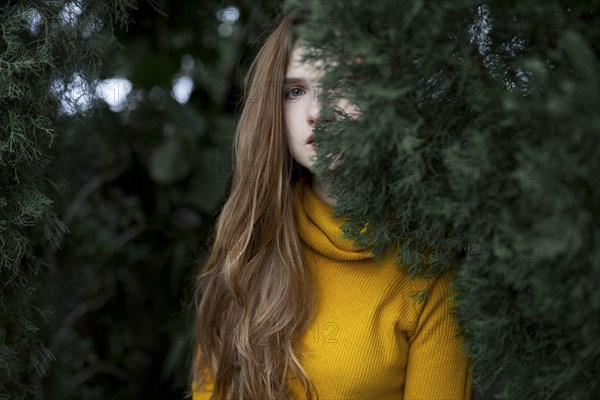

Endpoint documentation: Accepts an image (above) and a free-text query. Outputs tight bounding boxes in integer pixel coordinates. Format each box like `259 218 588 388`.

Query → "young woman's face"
284 44 361 171
284 44 322 171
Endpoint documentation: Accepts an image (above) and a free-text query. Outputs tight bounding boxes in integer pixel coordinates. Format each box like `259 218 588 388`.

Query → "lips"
306 135 313 144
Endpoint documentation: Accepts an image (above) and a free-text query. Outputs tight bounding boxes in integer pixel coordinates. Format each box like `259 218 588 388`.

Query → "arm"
404 270 473 400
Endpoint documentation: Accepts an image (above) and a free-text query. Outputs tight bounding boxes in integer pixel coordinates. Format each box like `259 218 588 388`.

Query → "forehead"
286 45 325 81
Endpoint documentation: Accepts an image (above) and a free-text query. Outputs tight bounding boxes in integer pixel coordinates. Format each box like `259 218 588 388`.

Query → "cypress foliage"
0 1 135 398
290 0 599 398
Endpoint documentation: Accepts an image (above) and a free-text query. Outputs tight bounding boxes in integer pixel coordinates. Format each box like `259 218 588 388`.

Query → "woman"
191 9 473 400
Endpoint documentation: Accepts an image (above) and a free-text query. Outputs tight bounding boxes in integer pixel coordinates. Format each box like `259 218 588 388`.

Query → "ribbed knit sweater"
193 176 473 399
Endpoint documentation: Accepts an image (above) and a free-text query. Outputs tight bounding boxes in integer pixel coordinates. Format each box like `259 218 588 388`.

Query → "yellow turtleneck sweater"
193 176 473 399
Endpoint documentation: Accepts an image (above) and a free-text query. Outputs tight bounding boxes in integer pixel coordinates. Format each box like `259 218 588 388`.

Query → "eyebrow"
284 77 309 85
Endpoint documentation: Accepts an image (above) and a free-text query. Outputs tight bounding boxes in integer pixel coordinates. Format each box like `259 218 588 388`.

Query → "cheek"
284 105 295 129
283 107 291 138
284 105 300 141
284 103 294 120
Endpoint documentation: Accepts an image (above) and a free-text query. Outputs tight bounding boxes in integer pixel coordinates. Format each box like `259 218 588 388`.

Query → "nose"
308 91 322 126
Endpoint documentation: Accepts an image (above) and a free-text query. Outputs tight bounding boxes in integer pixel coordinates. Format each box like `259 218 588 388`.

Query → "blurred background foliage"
5 0 283 399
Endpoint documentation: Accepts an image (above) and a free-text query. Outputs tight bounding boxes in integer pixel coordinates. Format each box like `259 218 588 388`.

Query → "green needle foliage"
290 0 599 398
0 1 135 398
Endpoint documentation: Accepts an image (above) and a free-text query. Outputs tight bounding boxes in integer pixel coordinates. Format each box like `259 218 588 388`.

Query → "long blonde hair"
191 9 318 400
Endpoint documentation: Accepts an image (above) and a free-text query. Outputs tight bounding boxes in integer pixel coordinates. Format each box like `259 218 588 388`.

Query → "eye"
285 87 306 100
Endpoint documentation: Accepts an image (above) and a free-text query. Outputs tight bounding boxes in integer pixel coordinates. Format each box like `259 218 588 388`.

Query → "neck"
311 174 337 206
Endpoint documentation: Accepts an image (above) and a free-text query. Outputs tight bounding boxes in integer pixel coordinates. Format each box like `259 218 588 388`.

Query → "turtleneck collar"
293 176 373 261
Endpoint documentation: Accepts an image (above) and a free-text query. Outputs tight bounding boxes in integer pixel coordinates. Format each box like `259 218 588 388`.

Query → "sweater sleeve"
403 270 473 400
191 365 216 400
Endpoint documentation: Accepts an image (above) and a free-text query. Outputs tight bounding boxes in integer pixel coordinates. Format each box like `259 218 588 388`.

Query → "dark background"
37 1 283 398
